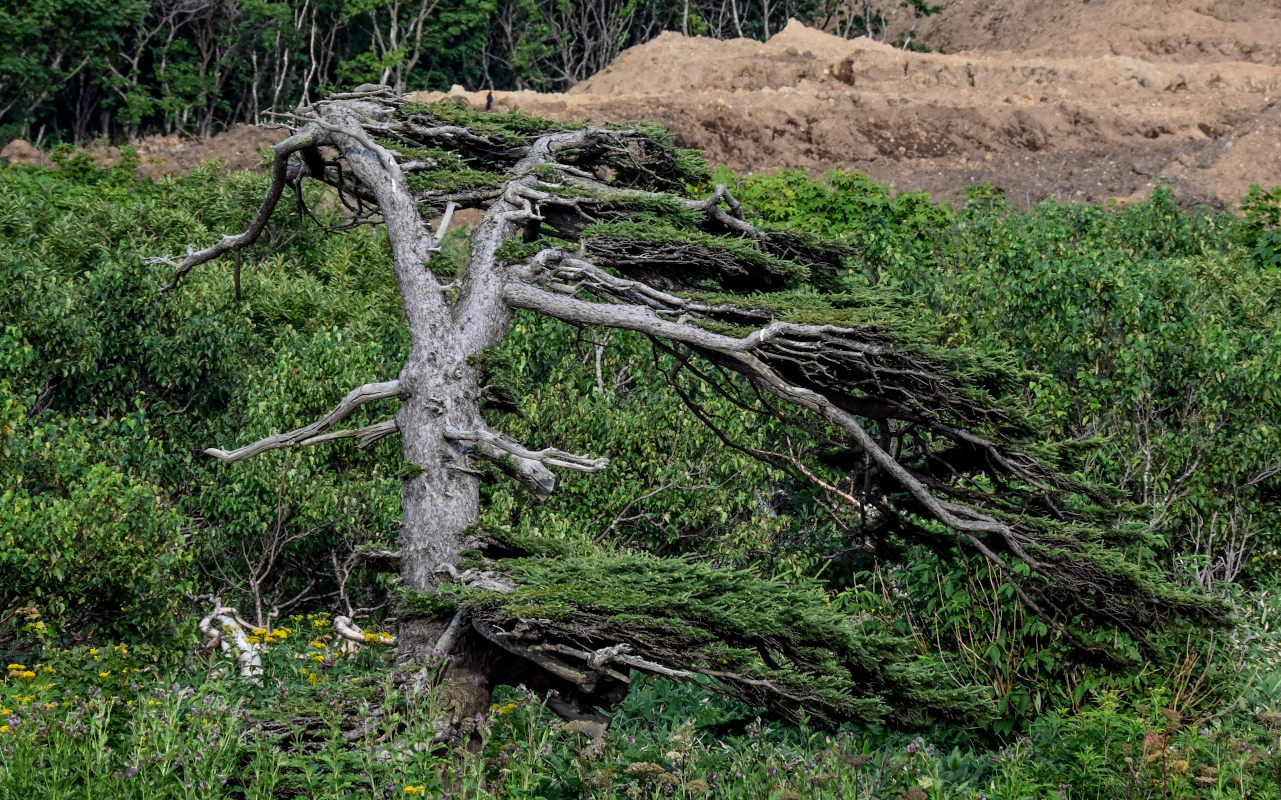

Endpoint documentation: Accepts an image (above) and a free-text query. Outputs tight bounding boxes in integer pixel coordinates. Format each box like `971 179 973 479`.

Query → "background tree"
149 86 1223 732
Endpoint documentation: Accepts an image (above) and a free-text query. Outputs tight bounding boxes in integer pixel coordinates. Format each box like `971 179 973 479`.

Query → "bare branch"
151 126 327 292
431 610 467 658
444 423 608 500
198 600 263 681
334 615 396 646
204 380 402 465
436 561 518 593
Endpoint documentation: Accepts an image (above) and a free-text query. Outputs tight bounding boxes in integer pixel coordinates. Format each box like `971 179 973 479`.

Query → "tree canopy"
145 85 1226 732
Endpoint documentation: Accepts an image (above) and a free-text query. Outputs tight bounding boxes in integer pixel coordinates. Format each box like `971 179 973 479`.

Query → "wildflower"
310 641 325 649
245 636 262 644
6 664 24 671
496 702 518 715
0 708 9 715
684 780 711 796
251 628 267 636
0 725 8 734
17 671 35 681
88 648 99 656
100 671 111 678
624 762 668 778
403 786 426 795
312 619 330 628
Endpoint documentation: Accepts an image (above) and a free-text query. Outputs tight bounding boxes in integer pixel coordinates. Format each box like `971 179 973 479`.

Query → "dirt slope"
8 0 1279 207
407 1 1281 208
913 0 1281 66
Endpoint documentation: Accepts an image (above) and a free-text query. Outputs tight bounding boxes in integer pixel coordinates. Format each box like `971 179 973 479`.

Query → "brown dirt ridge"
6 0 1281 207
407 0 1281 208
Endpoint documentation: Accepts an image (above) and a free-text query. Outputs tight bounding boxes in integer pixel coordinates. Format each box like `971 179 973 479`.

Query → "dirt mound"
1 125 284 179
409 10 1281 208
913 0 1281 65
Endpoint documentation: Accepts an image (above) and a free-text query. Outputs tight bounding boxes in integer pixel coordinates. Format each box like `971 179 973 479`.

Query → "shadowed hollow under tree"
152 84 1226 735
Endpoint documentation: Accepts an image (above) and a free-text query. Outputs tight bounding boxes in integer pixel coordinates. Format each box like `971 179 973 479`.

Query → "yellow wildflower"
311 655 325 662
251 628 267 636
149 700 163 706
88 648 99 656
0 725 8 734
497 702 518 715
41 665 54 673
245 636 262 644
18 671 35 681
99 671 111 678
310 641 326 649
312 619 329 628
403 786 426 796
6 664 24 671
307 672 319 685
0 708 10 715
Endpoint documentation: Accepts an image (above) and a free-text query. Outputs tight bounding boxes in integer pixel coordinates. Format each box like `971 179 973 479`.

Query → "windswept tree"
153 85 1224 733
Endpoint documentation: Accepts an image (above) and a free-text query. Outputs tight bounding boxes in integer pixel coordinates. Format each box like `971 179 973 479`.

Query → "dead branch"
197 599 263 681
204 380 403 465
444 423 608 500
151 126 327 292
334 614 396 646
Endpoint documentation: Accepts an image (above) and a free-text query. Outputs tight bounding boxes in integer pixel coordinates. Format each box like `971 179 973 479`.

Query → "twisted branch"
205 380 403 465
152 126 327 292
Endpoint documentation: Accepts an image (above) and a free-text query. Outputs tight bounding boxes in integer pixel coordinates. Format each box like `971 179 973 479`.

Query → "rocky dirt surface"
408 0 1281 208
0 125 285 180
6 0 1281 208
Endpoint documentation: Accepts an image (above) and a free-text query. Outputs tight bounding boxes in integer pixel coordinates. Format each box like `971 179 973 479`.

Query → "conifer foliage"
155 85 1224 730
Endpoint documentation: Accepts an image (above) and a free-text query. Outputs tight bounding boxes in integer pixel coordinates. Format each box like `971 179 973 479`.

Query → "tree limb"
204 380 403 465
444 423 608 499
334 614 396 646
152 126 327 292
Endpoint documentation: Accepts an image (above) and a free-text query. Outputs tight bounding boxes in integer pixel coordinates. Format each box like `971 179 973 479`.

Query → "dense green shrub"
0 159 407 647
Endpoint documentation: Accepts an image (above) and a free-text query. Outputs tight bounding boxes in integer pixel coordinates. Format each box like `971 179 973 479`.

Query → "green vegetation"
4 125 1281 797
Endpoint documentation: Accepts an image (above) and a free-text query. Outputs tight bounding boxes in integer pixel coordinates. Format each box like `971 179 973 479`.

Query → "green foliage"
1242 184 1281 268
0 158 406 647
721 167 1281 735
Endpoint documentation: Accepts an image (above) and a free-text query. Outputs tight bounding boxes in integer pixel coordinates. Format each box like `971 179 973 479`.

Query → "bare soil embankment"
7 0 1280 207
409 1 1281 208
